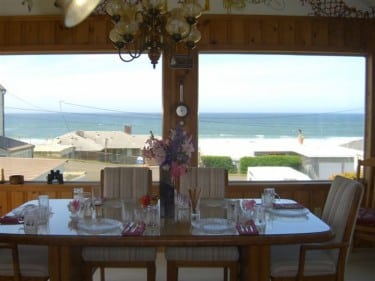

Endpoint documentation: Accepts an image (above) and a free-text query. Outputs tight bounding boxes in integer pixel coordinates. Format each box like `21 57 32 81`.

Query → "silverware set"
123 222 139 233
238 223 257 233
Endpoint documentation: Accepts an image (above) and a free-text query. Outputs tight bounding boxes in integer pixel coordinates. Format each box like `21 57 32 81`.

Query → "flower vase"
159 169 175 218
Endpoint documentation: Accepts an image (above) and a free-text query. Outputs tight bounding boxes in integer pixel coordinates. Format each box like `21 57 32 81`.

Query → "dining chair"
81 167 157 281
0 243 49 281
165 167 239 281
354 158 375 247
270 175 364 281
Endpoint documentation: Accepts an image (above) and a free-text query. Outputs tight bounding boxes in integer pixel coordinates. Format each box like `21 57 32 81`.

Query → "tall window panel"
0 54 162 182
198 54 365 182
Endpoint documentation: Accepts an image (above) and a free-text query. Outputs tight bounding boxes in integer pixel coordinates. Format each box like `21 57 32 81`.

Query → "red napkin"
236 220 258 235
273 203 304 209
0 216 22 224
122 222 146 236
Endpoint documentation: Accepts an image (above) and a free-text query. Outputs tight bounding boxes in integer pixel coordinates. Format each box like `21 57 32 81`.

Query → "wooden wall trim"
1 15 373 53
198 14 374 54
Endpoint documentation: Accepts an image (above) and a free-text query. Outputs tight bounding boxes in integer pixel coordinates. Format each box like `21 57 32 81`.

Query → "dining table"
0 198 333 281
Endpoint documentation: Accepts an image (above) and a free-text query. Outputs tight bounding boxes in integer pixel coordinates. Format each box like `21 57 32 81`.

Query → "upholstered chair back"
322 176 363 245
101 167 151 199
179 167 228 198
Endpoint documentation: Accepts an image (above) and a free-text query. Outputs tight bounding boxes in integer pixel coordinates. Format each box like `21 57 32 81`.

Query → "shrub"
238 155 301 174
328 171 356 180
200 156 236 173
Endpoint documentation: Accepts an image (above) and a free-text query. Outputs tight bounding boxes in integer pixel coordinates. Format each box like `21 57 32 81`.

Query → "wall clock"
176 81 189 118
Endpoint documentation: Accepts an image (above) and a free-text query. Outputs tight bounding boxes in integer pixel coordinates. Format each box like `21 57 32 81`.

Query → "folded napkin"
0 215 22 224
273 203 304 209
236 220 258 235
122 222 146 236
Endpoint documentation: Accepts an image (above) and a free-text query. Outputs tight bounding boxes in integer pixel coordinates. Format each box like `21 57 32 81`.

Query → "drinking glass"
262 187 279 208
226 199 239 223
146 204 160 229
91 186 103 206
254 205 266 234
82 192 93 220
23 206 39 234
73 187 83 200
38 195 49 225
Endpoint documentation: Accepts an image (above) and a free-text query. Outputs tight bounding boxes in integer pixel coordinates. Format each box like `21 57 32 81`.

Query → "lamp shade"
55 0 101 27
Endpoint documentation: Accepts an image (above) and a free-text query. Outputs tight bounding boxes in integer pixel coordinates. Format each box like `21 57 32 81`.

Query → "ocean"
4 112 364 143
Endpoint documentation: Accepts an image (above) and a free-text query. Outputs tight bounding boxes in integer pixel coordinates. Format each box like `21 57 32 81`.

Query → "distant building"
34 142 75 158
247 166 311 181
51 129 149 164
0 136 34 157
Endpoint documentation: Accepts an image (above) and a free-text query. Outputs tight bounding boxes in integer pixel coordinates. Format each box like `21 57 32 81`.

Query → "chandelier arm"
180 23 193 41
117 48 141 63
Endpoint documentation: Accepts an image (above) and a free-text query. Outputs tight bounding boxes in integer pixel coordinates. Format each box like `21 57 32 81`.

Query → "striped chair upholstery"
165 167 239 281
0 243 49 280
270 175 364 281
82 167 156 281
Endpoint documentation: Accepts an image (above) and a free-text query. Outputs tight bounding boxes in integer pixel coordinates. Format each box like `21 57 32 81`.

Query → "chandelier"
106 0 203 68
54 0 203 69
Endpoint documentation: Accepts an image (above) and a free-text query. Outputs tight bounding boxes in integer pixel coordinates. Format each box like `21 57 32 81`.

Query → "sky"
0 53 366 114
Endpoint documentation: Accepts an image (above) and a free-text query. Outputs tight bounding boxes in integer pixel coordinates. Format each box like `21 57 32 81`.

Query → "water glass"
38 195 49 225
175 192 189 209
226 199 239 223
82 192 93 220
23 206 39 234
254 205 266 234
73 187 83 200
146 205 160 229
262 187 277 208
176 208 190 222
190 210 200 225
134 206 147 223
91 186 103 206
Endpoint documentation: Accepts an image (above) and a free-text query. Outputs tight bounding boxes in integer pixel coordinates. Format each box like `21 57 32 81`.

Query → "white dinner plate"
77 218 122 235
268 208 310 217
191 218 236 234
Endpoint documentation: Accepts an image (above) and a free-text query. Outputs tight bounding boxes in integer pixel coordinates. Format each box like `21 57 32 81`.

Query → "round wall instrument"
176 81 189 118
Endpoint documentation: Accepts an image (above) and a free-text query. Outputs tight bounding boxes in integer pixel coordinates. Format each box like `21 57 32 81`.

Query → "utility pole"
0 84 6 136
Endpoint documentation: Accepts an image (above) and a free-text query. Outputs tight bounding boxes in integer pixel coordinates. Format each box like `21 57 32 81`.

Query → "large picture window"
0 54 162 182
0 53 366 183
198 54 365 182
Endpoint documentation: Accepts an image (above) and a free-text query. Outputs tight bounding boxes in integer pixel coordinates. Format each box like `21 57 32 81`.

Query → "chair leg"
83 263 94 281
167 261 178 281
100 266 105 281
224 267 228 281
11 244 21 281
147 262 156 281
229 263 238 281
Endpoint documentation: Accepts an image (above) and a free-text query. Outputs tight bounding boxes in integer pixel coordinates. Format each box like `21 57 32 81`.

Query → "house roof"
0 157 66 181
54 130 149 152
0 136 34 151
